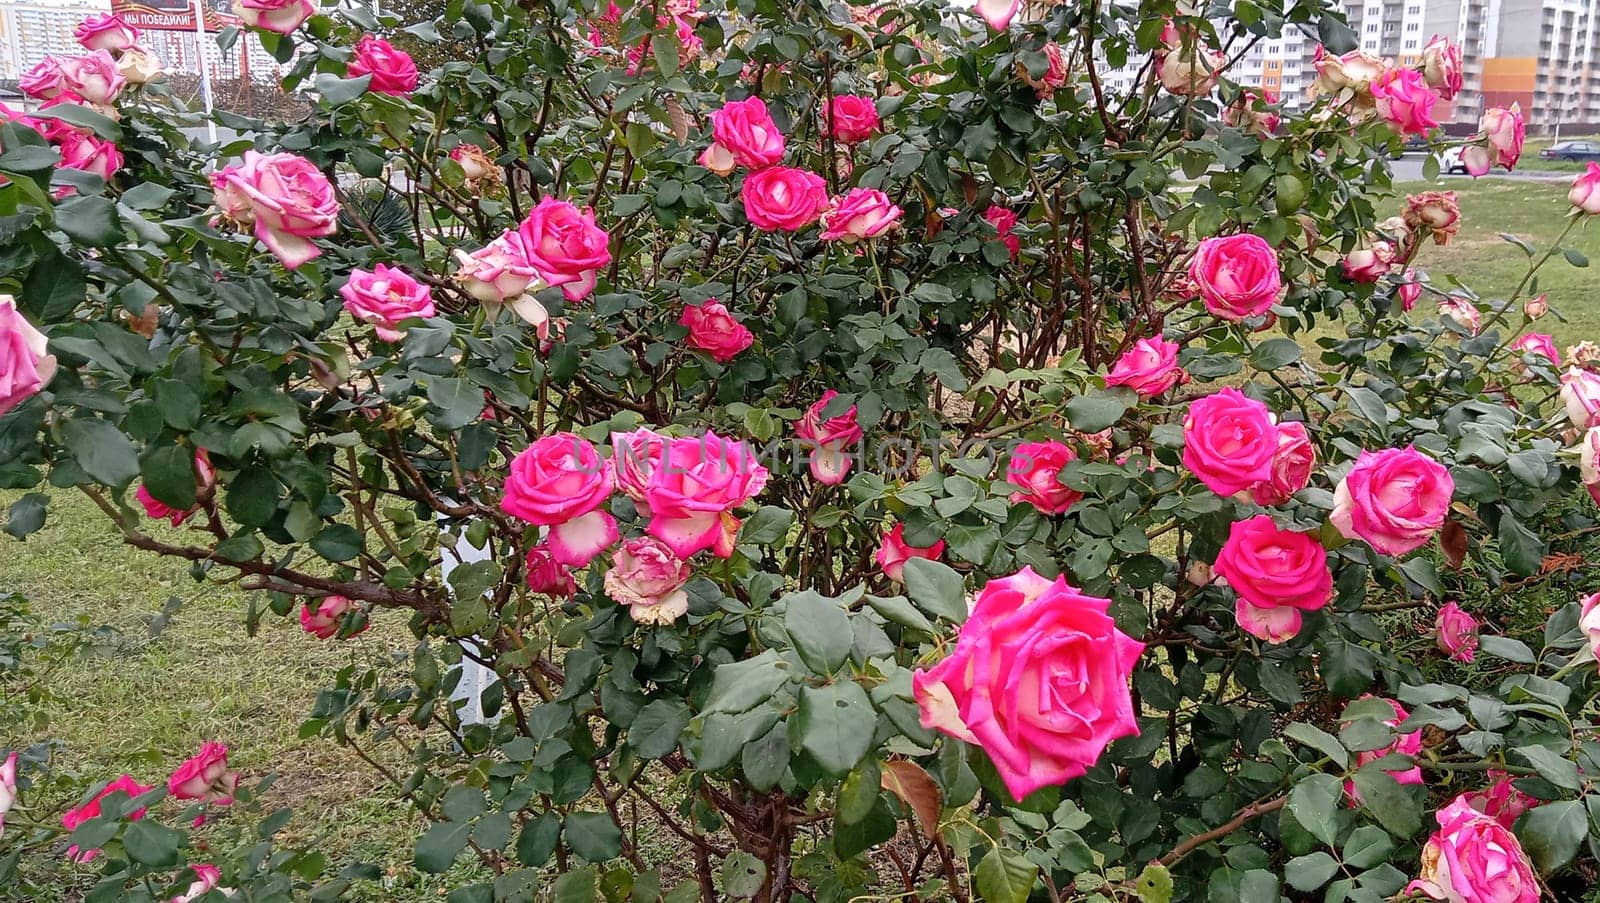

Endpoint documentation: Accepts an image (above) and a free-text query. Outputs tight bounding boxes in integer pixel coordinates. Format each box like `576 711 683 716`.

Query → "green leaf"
1514 745 1581 792
1341 825 1393 868
796 680 875 775
741 721 789 792
515 812 560 866
563 811 622 862
62 418 139 488
864 594 934 633
628 699 691 759
1497 515 1546 577
739 506 793 545
784 591 853 675
1284 852 1338 891
1065 387 1136 432
650 32 681 76
1134 863 1173 903
311 524 363 562
20 246 86 322
1249 338 1302 371
225 467 280 528
414 822 471 873
1519 800 1585 872
54 195 121 245
1283 722 1348 769
1351 770 1421 837
315 73 373 105
1477 635 1536 664
1286 773 1342 846
717 851 764 899
973 848 1039 903
140 444 197 511
427 377 483 431
704 650 796 715
3 491 47 539
33 103 121 140
901 558 966 623
122 819 183 866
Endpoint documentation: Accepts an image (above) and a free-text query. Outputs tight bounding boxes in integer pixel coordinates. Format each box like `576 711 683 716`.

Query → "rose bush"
3 0 1600 900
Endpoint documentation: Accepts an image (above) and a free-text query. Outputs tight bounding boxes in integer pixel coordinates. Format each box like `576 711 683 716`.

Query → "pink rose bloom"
1403 190 1460 246
169 864 223 903
680 300 754 363
825 95 880 144
1420 35 1463 100
514 197 611 302
348 35 419 96
1580 427 1600 505
796 390 863 485
1017 43 1068 97
1156 20 1222 96
1561 366 1600 428
340 263 436 342
742 166 829 232
1341 241 1397 283
1481 105 1524 171
1511 332 1559 366
52 51 126 106
19 58 71 101
1526 294 1548 319
500 433 617 566
1223 87 1280 136
875 523 945 583
167 741 239 811
135 451 214 527
983 206 1021 259
300 594 365 639
44 122 124 199
0 751 16 838
524 545 577 597
611 427 667 503
1345 698 1424 803
450 144 497 185
699 97 786 175
1371 68 1439 136
74 13 140 52
1396 268 1423 310
604 536 692 625
1582 593 1600 668
643 432 768 558
210 151 339 269
453 231 539 303
236 0 315 34
1435 601 1479 663
1408 796 1538 903
62 775 153 862
1105 336 1185 398
0 294 57 417
975 0 1020 29
819 187 901 242
1438 297 1481 334
1189 234 1281 321
914 567 1144 800
1460 773 1538 829
1331 446 1453 556
1182 388 1278 496
1214 515 1332 644
1005 440 1082 515
1248 421 1315 506
1570 162 1600 214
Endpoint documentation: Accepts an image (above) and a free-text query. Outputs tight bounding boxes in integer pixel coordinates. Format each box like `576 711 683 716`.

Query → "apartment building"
1481 0 1600 131
0 0 102 79
0 0 282 83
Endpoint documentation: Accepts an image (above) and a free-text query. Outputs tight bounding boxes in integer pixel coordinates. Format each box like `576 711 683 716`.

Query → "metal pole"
192 0 218 144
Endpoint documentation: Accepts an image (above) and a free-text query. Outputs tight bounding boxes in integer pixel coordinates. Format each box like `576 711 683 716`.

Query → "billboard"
111 0 240 32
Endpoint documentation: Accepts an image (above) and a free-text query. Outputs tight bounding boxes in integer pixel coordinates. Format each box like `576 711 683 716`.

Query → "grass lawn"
0 175 1595 897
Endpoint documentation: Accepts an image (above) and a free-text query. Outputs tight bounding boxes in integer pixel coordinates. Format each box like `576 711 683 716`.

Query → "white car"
1437 146 1469 175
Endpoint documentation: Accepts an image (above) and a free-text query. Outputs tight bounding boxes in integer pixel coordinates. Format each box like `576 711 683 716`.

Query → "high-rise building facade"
0 0 103 79
1480 0 1600 131
0 0 283 83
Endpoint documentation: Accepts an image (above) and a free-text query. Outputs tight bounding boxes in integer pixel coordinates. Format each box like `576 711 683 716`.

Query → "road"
1389 152 1575 182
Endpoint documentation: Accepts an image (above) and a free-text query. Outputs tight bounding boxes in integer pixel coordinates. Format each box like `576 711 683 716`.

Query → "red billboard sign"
111 0 240 31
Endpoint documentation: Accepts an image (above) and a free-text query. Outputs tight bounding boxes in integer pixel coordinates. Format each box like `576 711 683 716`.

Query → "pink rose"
62 775 154 862
453 231 539 303
1105 336 1185 398
914 567 1144 800
0 752 16 837
515 197 611 302
1420 35 1463 100
611 427 667 502
236 0 315 34
449 144 498 185
210 151 339 269
1580 427 1600 505
796 390 864 485
1396 269 1423 310
500 433 618 566
1341 241 1397 283
1189 234 1282 321
1331 446 1453 555
1408 796 1538 903
1248 421 1315 506
167 742 239 811
819 187 902 242
679 300 754 363
1371 68 1439 136
135 449 215 527
604 536 692 625
825 94 880 144
643 432 768 558
1570 162 1600 214
699 97 786 174
1481 105 1524 171
340 263 436 342
1156 20 1222 96
1512 332 1559 366
1005 440 1082 515
875 523 945 583
1223 87 1280 136
1182 388 1278 496
44 121 124 199
1403 191 1460 246
53 51 126 106
525 545 577 597
1582 592 1600 668
1526 294 1548 319
1214 515 1332 644
975 0 1020 29
1438 297 1481 334
1017 43 1068 97
1572 342 1600 367
983 206 1021 259
169 864 223 903
1312 45 1388 94
1562 366 1600 428
0 293 57 417
1345 698 1424 803
1460 773 1538 829
348 35 419 96
741 166 829 232
19 58 71 101
1435 601 1479 663
300 594 365 639
74 13 140 52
